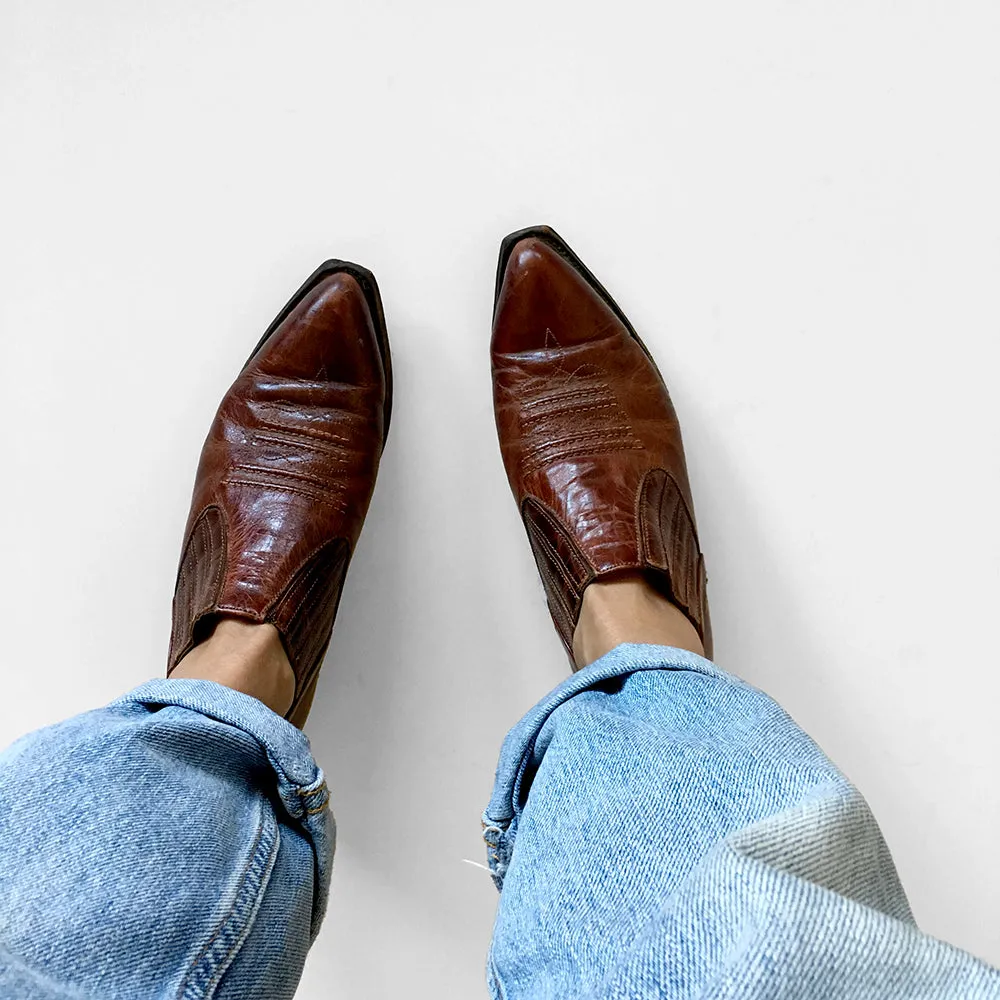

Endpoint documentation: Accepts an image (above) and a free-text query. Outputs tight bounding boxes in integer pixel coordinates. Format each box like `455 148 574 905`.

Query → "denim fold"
0 678 333 1000
483 644 1000 999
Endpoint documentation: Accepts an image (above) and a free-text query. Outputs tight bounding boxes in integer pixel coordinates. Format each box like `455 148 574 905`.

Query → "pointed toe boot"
491 226 711 662
168 261 391 725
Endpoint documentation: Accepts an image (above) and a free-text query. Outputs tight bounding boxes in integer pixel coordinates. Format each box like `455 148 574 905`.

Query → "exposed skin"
170 574 702 719
572 573 705 669
170 618 295 716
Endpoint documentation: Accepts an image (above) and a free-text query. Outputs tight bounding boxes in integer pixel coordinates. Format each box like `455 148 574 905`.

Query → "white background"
2 0 999 994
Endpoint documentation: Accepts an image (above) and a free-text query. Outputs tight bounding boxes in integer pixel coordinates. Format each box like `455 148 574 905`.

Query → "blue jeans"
1 645 997 998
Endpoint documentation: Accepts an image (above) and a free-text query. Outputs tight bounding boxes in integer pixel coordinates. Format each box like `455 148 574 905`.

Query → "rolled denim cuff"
112 677 333 936
113 678 329 820
482 643 739 886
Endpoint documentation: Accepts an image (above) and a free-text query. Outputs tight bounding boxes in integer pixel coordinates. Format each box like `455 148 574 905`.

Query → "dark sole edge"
492 224 663 379
244 259 393 448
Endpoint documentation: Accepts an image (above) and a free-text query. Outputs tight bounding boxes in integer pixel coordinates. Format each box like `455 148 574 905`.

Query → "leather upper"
491 234 711 659
168 269 387 721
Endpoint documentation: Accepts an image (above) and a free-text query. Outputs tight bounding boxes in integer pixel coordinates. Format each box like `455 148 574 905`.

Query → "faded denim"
0 679 332 999
0 647 998 998
483 644 1000 998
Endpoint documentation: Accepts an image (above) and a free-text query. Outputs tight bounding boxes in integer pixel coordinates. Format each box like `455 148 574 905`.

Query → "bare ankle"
572 574 705 669
170 618 296 716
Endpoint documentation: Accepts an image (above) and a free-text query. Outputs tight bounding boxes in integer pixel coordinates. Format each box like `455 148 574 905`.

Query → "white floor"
2 1 999 994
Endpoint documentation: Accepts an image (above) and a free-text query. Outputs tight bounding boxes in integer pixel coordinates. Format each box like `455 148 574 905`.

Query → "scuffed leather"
168 270 387 721
491 235 711 660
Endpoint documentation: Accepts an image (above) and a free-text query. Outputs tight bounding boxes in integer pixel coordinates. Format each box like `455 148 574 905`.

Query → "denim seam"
176 803 279 1000
295 781 328 798
293 780 329 817
482 823 505 862
112 682 320 797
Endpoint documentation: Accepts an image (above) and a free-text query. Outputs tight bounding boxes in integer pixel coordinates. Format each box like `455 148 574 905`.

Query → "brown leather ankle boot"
491 226 711 663
168 260 391 725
